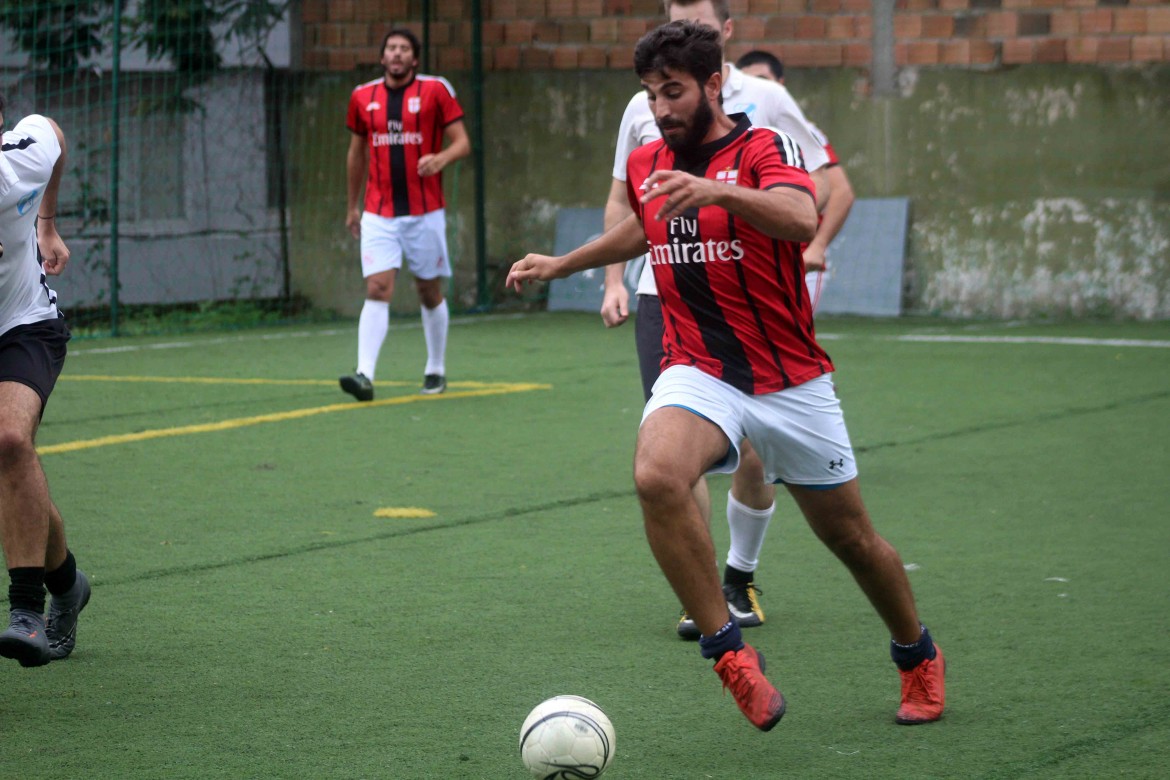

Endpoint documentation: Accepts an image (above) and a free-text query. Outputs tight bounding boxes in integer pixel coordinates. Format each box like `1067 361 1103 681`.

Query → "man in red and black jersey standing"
508 21 944 731
341 28 470 400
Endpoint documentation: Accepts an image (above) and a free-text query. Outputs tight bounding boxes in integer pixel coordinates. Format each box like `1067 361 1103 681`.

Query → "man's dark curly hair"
634 20 722 90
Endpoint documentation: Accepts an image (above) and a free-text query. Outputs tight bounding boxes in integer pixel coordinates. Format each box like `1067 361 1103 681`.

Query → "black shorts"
0 316 71 411
634 294 665 402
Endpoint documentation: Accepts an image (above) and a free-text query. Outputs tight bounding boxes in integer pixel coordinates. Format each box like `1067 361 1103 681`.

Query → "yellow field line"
61 374 518 389
38 382 550 456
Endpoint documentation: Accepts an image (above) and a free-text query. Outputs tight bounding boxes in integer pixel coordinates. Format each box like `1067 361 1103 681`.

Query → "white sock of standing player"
725 490 776 575
357 299 390 381
421 298 449 377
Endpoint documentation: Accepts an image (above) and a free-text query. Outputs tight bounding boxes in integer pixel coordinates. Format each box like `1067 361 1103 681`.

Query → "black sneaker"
340 371 374 401
0 609 51 667
421 374 446 395
46 570 91 660
723 582 765 628
676 610 700 641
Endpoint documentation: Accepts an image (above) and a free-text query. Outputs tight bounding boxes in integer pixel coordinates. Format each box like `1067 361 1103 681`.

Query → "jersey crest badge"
366 101 381 112
408 96 421 114
715 169 739 186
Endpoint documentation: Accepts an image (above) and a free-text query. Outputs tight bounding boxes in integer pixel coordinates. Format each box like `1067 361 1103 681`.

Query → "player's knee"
633 459 687 507
366 280 393 301
0 427 35 466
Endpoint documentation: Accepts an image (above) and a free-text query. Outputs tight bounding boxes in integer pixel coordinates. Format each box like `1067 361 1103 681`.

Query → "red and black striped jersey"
625 114 834 395
347 74 464 217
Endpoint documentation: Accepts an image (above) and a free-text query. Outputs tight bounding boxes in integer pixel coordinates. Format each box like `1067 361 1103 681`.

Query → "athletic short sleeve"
432 76 465 126
747 129 815 201
347 88 368 136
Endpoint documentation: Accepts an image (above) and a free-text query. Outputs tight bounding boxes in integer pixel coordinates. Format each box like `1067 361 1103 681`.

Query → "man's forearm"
560 214 646 277
716 186 817 242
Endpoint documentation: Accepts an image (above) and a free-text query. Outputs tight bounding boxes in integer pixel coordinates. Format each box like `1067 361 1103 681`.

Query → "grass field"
4 312 1169 779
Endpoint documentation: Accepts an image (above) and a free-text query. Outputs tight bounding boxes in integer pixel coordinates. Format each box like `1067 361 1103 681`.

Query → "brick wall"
300 0 1170 72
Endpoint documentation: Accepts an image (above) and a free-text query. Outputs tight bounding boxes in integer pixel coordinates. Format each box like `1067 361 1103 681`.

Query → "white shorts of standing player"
360 209 452 281
805 267 828 314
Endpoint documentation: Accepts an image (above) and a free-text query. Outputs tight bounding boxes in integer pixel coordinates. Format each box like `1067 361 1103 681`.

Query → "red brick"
318 24 343 47
548 0 575 14
765 16 798 39
1050 11 1079 35
520 48 552 68
437 0 465 19
809 0 842 12
1132 35 1164 61
576 0 604 15
780 42 843 67
518 0 548 17
353 3 384 23
428 22 452 46
840 0 869 9
986 12 1020 38
610 46 636 69
630 0 660 12
437 46 468 71
1066 37 1096 63
579 45 609 68
481 22 505 45
1035 37 1066 62
490 0 518 18
604 0 633 14
969 39 998 64
778 0 807 13
328 0 355 22
898 0 937 10
1096 37 1131 62
922 14 955 37
748 0 783 12
493 45 521 69
1064 0 1095 7
1079 9 1113 35
590 17 619 42
504 20 535 43
736 15 767 40
328 48 360 71
552 46 580 68
560 21 591 42
618 18 648 42
940 39 972 64
1007 0 1061 7
894 14 923 38
796 16 828 38
1113 9 1148 35
904 41 941 64
302 1 327 25
938 0 969 9
1001 38 1033 63
1148 8 1170 34
341 23 367 48
534 20 561 42
843 41 870 65
855 15 872 37
826 15 856 39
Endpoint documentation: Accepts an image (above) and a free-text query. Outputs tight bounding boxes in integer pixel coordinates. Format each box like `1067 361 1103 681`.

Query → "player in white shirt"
598 0 832 640
0 96 91 667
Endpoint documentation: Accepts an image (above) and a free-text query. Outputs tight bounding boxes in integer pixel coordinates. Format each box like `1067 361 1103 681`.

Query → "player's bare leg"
634 407 732 636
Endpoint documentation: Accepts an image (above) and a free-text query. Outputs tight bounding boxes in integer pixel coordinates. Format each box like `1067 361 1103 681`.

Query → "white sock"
725 490 776 574
357 299 390 380
420 299 449 376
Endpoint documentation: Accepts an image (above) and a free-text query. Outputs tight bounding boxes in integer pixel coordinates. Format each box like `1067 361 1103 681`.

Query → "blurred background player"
508 19 944 731
340 28 470 400
599 0 832 640
0 94 91 667
736 49 856 313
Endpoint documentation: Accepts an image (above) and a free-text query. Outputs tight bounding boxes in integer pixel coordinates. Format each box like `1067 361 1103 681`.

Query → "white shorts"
642 365 857 487
805 268 827 313
360 209 451 280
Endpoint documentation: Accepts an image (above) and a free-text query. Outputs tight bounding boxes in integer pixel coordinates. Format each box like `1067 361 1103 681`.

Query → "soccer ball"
519 695 615 779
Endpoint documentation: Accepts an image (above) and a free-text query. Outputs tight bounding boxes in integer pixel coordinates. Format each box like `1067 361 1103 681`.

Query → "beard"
657 98 715 157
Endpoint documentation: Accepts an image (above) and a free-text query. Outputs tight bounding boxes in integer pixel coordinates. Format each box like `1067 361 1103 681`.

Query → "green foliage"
0 0 289 74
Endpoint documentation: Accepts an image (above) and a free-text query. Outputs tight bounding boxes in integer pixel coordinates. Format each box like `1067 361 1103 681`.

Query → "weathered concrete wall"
288 63 1170 319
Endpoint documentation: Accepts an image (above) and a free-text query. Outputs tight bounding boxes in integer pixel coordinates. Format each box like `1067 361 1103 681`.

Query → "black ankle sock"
8 567 46 614
45 550 77 596
723 565 754 587
890 624 937 671
699 618 744 660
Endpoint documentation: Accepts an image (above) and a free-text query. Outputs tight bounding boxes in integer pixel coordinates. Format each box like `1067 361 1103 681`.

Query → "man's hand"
418 154 444 177
507 254 564 293
346 208 362 239
639 170 724 222
37 222 70 276
600 282 629 327
802 242 827 273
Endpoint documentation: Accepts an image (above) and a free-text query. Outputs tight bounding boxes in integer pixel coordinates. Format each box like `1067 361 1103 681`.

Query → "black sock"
699 618 744 660
890 624 937 671
8 567 46 614
723 565 753 587
45 550 77 596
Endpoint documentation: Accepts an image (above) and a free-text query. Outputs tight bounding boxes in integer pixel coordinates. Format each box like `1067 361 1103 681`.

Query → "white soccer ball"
519 695 615 779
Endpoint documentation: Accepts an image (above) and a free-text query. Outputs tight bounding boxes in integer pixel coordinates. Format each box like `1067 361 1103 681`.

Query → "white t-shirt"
0 114 62 336
611 64 829 297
